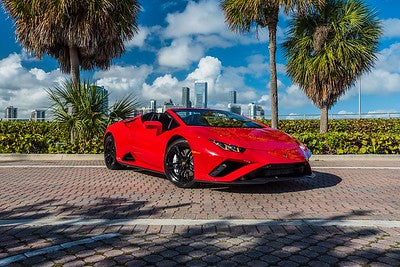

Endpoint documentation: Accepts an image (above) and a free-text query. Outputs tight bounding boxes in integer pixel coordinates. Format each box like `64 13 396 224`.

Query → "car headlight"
299 144 312 160
210 140 246 153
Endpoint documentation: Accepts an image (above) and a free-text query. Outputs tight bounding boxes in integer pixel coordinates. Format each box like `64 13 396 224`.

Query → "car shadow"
125 168 342 194
204 171 342 194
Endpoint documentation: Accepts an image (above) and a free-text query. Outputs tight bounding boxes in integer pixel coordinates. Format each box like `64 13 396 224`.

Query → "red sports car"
104 108 313 188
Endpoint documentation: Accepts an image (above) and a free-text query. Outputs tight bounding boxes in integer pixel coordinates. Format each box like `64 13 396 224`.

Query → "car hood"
195 127 301 150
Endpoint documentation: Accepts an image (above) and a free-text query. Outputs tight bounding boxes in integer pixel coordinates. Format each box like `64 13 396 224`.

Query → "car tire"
104 134 125 170
164 139 196 188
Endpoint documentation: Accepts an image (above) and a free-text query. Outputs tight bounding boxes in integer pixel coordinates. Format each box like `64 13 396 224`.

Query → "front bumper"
230 172 315 185
202 161 313 184
192 143 313 183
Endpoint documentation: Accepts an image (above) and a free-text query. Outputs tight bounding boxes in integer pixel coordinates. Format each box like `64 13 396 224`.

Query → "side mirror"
143 121 163 135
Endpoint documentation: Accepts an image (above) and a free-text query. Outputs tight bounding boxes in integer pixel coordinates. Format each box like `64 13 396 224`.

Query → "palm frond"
2 0 141 73
283 0 382 109
108 94 139 124
47 79 139 142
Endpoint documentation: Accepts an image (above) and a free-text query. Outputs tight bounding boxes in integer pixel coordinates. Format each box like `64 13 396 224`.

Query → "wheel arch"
166 135 186 152
104 131 113 143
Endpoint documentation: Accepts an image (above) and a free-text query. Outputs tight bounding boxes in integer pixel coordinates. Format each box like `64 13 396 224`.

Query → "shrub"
0 119 399 154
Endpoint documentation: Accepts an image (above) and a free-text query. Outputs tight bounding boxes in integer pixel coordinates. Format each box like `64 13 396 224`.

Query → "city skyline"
140 83 266 118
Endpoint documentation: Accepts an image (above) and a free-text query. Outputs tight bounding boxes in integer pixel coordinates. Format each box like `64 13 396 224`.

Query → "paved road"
0 159 400 266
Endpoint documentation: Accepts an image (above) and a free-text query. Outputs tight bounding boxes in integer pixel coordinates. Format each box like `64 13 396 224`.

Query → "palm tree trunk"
267 11 279 129
69 46 80 143
69 46 80 86
320 106 328 133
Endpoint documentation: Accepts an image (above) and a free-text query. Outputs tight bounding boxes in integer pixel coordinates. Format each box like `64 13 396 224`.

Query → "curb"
0 154 399 161
311 154 400 161
0 154 103 161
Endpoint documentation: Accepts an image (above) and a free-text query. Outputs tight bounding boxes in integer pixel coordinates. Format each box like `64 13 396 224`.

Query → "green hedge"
259 119 400 134
0 119 400 154
0 121 102 154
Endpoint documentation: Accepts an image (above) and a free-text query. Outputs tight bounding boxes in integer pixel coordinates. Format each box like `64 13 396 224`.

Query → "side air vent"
122 153 135 161
209 161 246 177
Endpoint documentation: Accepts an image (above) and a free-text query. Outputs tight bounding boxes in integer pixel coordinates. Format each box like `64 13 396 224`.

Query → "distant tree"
47 80 138 142
283 0 382 133
2 0 141 85
221 0 322 129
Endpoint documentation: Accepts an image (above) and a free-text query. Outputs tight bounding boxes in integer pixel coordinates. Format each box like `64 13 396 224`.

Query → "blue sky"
1 0 400 118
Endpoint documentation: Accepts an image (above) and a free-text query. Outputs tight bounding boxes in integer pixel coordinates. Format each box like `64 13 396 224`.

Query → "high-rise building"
95 86 109 114
194 82 208 108
4 106 17 121
228 103 241 115
163 99 175 112
229 90 237 104
182 87 191 108
150 99 157 112
31 110 46 122
248 103 256 119
256 105 265 119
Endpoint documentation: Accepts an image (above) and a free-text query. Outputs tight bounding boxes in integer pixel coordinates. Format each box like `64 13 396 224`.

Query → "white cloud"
125 26 150 49
158 0 284 69
0 53 65 118
362 69 400 94
367 109 398 114
142 74 180 103
94 64 153 103
338 110 354 115
164 0 226 39
257 95 270 112
285 113 300 120
365 109 399 118
383 18 400 39
280 85 310 109
359 42 400 95
186 56 221 82
194 35 232 49
158 37 204 68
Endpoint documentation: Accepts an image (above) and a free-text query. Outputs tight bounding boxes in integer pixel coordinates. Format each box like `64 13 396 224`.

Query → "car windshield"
173 109 264 128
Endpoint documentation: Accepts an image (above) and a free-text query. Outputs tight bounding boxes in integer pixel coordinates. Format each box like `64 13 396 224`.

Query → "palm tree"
221 0 320 129
283 0 381 133
2 0 141 85
47 80 138 142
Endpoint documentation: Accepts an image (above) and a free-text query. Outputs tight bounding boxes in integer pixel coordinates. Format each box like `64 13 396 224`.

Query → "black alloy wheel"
104 135 124 170
164 139 196 188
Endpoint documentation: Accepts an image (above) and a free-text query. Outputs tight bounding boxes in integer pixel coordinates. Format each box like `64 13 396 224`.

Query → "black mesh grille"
243 162 311 180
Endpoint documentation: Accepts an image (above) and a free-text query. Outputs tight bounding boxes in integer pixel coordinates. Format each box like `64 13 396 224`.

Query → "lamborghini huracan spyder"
104 108 313 188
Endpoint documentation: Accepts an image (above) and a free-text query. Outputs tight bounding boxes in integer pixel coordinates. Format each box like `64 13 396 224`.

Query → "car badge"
283 154 288 158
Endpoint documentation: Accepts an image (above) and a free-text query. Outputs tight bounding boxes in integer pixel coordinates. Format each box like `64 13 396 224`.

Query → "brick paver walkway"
0 159 400 266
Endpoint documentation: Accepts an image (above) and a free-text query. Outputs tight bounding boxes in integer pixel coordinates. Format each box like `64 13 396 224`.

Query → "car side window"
167 117 179 130
158 113 179 131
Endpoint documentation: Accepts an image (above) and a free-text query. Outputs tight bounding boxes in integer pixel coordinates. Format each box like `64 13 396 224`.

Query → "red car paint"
104 108 312 183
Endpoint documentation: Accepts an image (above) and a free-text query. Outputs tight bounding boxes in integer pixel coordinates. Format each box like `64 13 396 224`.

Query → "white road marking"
314 166 400 170
0 233 121 266
0 165 399 170
0 165 105 168
1 218 400 228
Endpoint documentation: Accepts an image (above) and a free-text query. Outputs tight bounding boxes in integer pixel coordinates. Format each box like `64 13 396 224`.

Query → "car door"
130 113 176 171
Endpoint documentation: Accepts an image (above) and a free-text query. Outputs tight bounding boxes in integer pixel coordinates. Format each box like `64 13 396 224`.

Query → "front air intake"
209 161 246 177
122 153 135 161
